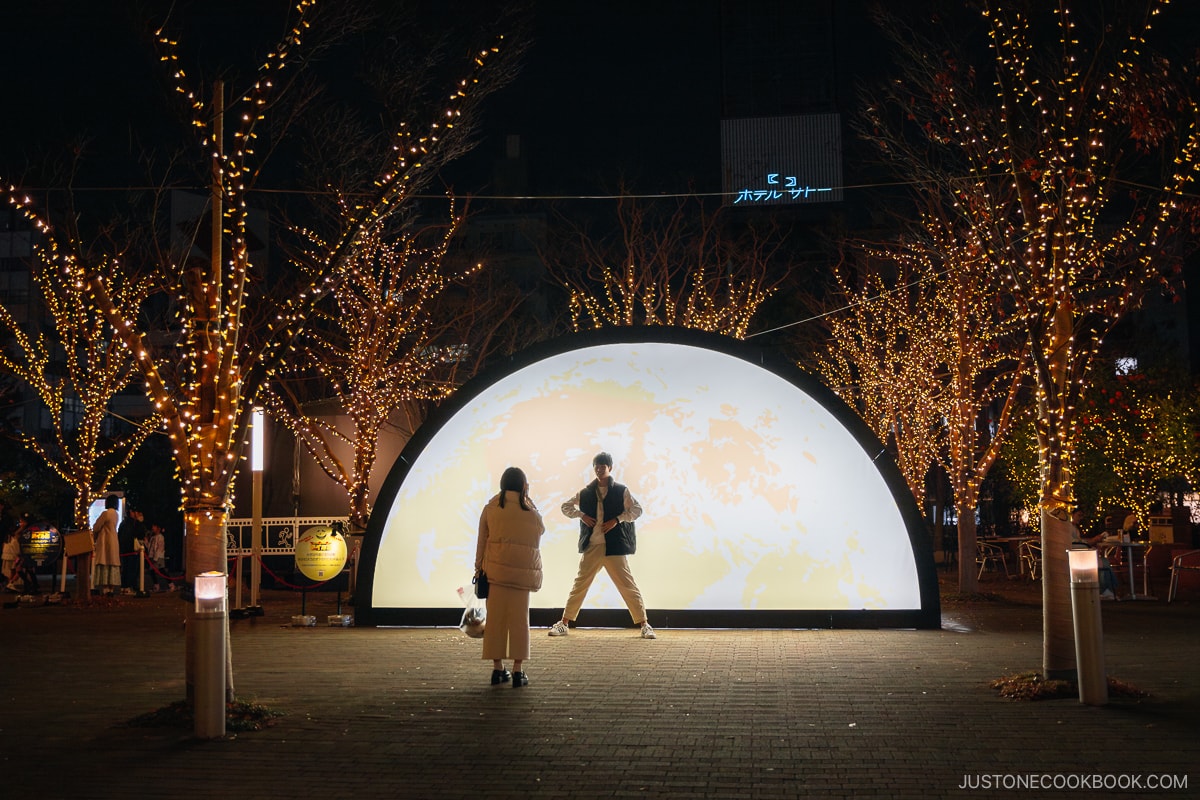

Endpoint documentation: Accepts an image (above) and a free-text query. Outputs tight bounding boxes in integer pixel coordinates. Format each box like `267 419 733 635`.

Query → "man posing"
549 452 655 639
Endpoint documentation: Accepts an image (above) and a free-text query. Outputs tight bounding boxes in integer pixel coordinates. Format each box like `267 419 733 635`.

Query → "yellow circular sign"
295 525 348 581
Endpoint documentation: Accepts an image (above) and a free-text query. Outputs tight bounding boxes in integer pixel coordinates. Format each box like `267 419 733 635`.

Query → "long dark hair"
497 467 531 510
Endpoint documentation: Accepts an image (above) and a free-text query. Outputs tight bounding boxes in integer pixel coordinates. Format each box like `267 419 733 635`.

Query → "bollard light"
195 571 228 613
1067 547 1100 585
1066 546 1107 706
194 571 228 738
251 407 264 472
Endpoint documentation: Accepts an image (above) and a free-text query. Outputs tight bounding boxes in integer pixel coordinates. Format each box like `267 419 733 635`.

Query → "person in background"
1072 508 1119 599
144 521 168 592
2 526 20 591
92 495 121 596
118 506 146 593
550 451 655 639
475 466 545 688
7 514 42 594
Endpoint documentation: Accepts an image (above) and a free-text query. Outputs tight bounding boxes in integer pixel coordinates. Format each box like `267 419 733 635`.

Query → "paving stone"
1 587 1197 799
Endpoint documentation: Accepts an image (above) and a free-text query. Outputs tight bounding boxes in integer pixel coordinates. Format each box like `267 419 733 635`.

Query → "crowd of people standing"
1 496 177 596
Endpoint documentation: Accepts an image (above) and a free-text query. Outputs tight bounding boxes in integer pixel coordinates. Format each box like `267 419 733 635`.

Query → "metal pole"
234 544 243 610
251 470 263 608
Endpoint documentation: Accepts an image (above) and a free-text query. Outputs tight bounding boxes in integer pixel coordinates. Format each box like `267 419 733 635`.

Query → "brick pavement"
2 581 1198 799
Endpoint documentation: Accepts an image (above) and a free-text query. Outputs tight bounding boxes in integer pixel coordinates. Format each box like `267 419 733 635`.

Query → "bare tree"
546 193 790 338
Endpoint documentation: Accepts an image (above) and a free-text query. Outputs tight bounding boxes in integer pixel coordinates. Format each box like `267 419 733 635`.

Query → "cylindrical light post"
194 571 228 738
1067 547 1107 705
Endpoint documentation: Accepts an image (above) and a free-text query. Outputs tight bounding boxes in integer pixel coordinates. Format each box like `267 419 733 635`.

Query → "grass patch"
125 699 282 732
990 671 1150 701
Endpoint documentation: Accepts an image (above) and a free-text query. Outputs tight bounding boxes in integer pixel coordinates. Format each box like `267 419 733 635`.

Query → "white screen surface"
370 341 922 612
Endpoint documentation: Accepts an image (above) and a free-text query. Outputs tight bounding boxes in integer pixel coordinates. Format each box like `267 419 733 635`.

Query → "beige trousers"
563 538 647 624
482 583 531 661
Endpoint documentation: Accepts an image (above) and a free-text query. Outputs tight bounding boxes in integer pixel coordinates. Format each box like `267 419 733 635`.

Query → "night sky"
0 0 887 200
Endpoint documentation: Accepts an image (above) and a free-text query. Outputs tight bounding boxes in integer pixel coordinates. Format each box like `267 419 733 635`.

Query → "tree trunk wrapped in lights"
863 1 1200 677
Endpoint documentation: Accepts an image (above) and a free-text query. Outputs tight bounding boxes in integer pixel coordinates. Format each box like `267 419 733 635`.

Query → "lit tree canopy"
864 0 1200 676
1076 361 1199 528
548 194 790 338
269 206 521 529
819 197 1027 592
816 251 945 505
0 203 158 539
5 0 521 701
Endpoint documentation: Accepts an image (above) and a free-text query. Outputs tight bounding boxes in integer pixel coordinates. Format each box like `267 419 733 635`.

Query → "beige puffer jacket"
476 491 544 592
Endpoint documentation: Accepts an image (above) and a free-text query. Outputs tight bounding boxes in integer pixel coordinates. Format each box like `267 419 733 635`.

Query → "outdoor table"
1102 538 1155 600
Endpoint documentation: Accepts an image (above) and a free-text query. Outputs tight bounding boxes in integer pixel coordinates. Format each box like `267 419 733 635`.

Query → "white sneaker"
547 620 569 636
1100 589 1115 600
640 622 657 639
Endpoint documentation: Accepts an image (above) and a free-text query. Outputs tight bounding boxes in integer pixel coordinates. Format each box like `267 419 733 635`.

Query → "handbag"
64 530 94 557
473 570 489 599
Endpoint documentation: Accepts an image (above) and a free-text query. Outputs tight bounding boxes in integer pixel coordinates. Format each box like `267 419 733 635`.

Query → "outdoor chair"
1018 539 1042 580
976 540 1011 579
1168 550 1200 603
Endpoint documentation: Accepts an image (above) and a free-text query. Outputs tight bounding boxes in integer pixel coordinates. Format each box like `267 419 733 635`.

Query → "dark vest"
577 480 636 556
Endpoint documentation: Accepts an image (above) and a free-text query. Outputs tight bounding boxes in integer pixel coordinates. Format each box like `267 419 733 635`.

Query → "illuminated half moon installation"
358 328 940 629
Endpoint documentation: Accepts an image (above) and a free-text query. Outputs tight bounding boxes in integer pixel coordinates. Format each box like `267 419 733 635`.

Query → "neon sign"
734 173 833 204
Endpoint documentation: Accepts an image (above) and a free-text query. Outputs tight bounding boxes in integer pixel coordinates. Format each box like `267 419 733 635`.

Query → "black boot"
512 671 528 687
491 669 511 685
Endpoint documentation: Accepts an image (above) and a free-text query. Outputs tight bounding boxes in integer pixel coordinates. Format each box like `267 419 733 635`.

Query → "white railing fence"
225 517 353 609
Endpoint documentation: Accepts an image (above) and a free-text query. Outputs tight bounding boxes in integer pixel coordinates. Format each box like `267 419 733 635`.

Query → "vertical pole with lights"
250 407 264 613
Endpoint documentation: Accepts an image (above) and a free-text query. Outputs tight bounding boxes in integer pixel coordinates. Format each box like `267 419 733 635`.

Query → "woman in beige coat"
475 467 544 687
92 495 121 595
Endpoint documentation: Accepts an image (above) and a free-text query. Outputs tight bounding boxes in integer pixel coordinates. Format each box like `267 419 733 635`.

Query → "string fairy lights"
266 208 482 529
859 0 1200 674
3 0 510 587
550 194 788 338
0 192 160 533
816 199 1028 592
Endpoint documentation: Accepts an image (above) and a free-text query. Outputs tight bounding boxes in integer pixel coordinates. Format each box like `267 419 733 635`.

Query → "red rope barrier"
138 550 183 586
254 555 333 590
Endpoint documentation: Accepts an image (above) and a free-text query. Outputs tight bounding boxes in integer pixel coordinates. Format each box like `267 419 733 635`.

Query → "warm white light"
251 406 264 472
194 571 227 612
1067 547 1099 584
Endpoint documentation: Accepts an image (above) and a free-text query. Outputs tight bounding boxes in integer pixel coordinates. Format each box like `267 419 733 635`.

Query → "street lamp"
1067 546 1107 705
